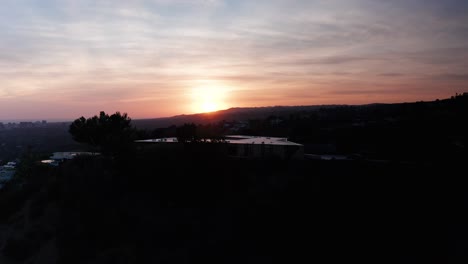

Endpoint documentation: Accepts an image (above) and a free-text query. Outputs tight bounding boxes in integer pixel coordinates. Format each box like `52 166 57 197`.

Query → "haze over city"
1 0 467 121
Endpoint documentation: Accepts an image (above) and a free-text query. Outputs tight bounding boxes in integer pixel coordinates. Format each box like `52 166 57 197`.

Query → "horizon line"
1 93 464 123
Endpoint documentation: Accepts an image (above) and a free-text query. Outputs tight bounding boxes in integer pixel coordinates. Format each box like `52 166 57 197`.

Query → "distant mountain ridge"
132 104 347 129
131 93 468 130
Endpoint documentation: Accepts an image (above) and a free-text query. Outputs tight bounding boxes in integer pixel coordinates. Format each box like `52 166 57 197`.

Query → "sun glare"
201 101 218 113
191 84 229 113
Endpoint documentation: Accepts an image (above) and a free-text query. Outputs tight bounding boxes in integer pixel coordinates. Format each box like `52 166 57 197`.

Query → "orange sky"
0 0 467 121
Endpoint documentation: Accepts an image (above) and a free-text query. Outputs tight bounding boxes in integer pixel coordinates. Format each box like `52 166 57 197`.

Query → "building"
49 152 95 161
223 135 303 159
41 152 99 166
135 135 304 160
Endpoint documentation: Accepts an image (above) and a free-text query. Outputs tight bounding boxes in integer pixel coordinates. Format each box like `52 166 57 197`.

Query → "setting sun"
191 83 229 113
201 101 218 113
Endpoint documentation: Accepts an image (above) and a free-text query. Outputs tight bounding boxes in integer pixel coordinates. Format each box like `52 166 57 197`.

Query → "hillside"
132 94 468 162
132 105 344 129
0 93 467 263
2 151 463 263
131 95 466 130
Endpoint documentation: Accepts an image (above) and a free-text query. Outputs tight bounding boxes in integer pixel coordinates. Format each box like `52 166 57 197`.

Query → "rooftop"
135 135 302 146
225 135 302 146
135 137 178 143
50 152 98 160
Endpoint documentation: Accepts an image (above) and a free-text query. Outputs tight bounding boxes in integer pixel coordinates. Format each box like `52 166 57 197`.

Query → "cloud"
431 73 468 81
378 73 405 77
0 0 467 119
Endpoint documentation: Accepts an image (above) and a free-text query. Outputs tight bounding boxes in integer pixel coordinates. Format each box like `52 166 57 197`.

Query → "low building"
2 161 17 170
50 152 96 161
41 152 98 166
223 135 303 159
40 159 60 166
135 135 304 160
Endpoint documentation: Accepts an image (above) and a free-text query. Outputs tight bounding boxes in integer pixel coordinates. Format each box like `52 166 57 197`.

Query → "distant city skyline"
1 0 467 120
0 119 48 123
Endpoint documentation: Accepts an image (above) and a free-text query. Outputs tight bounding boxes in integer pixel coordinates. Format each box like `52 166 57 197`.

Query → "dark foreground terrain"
0 149 466 263
0 94 467 263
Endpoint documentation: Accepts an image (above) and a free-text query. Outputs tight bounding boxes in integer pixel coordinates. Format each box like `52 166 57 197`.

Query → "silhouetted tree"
69 111 135 154
176 123 198 143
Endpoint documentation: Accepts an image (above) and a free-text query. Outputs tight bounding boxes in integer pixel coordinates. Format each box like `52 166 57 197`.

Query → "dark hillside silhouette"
131 95 466 130
134 94 468 163
51 150 463 262
0 93 467 263
132 105 344 130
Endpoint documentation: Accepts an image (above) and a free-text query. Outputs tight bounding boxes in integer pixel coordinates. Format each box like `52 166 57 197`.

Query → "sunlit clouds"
1 0 467 120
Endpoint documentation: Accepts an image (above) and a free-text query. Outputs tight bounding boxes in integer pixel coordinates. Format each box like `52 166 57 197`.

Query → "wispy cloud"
0 0 467 119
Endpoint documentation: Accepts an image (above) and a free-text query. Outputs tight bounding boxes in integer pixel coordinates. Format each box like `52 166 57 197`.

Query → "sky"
0 0 467 121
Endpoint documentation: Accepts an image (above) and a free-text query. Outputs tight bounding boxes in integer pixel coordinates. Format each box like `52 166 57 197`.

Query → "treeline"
135 93 468 162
